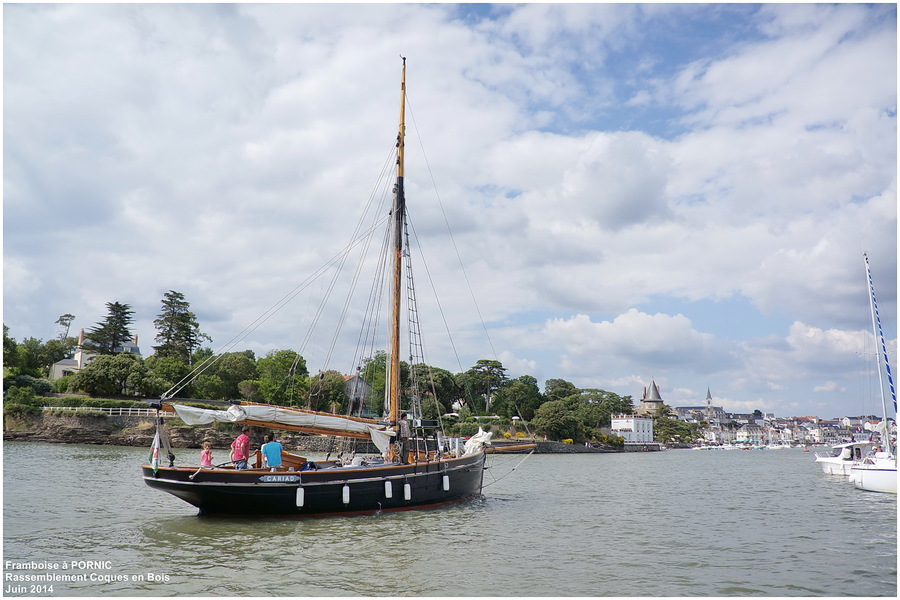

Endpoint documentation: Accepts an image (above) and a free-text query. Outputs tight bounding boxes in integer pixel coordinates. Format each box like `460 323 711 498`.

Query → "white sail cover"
172 404 395 452
463 427 493 456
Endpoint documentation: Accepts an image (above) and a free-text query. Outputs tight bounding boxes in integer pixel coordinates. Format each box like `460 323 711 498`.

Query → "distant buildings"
636 381 895 446
670 387 891 445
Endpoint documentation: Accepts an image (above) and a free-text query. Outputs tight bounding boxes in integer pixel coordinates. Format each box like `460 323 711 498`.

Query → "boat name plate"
259 474 301 483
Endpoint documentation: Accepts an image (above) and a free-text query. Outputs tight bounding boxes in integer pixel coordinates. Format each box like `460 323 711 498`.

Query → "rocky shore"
3 412 622 454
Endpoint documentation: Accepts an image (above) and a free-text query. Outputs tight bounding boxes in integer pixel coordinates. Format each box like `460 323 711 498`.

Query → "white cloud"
544 309 726 374
3 3 895 419
813 381 844 393
739 321 872 390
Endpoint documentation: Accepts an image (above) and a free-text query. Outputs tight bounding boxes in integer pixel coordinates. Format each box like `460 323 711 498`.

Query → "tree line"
4 290 706 443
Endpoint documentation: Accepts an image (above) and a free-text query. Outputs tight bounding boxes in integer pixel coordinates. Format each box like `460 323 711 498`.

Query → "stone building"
636 379 665 416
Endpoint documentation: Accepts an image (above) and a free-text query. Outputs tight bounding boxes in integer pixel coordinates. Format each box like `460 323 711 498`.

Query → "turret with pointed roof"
637 378 665 416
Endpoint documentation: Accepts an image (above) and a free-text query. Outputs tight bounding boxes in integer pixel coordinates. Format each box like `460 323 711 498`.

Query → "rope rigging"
160 82 500 462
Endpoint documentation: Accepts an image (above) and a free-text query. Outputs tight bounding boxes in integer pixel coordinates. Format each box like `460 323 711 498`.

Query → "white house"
49 329 141 381
611 414 654 444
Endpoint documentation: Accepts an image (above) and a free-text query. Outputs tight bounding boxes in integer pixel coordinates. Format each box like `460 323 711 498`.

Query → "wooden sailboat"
141 59 524 515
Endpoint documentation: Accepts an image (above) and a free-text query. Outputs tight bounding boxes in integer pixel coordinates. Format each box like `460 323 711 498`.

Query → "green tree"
655 403 674 419
55 314 76 340
43 338 76 368
192 347 214 366
359 351 410 415
71 353 147 396
214 351 258 395
531 399 583 441
139 375 171 398
493 375 544 420
308 369 349 413
544 378 578 402
193 374 230 400
84 302 135 355
238 380 262 402
191 351 259 400
653 415 703 444
455 370 483 413
456 359 507 413
360 351 388 409
409 363 457 417
578 389 635 429
470 359 507 412
152 291 211 365
4 385 40 406
145 355 190 393
15 337 45 377
4 374 51 395
3 325 18 370
257 349 308 406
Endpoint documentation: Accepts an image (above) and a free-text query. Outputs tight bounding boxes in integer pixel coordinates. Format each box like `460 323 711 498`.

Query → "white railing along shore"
41 406 175 417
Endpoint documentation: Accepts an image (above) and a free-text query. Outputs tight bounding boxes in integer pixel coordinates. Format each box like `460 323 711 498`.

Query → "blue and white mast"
864 252 896 456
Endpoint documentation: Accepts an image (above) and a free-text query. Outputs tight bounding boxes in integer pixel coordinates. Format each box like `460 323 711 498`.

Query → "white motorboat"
814 441 874 476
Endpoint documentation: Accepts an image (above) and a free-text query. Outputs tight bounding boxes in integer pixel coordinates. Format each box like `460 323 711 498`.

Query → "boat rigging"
141 58 533 516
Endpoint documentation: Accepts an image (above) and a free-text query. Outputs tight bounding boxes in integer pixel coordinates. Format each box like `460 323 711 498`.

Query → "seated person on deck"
261 433 283 468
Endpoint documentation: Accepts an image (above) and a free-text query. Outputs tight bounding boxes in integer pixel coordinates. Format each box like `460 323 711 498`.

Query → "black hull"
141 452 486 516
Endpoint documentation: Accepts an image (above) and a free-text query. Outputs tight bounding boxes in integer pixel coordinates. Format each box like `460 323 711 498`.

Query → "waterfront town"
6 326 893 454
610 379 894 449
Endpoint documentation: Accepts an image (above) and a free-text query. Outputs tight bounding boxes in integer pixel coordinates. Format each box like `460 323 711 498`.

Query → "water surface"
3 443 896 596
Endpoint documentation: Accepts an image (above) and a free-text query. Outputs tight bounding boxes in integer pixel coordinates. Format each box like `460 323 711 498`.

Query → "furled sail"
172 404 396 452
463 427 493 456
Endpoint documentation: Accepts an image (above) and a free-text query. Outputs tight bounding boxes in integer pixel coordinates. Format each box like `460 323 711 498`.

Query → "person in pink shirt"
200 441 213 467
231 427 251 469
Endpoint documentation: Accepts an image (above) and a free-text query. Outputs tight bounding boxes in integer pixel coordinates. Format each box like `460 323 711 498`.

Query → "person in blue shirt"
261 433 283 468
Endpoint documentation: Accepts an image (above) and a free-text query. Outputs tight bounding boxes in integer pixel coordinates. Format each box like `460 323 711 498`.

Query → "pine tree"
84 302 135 355
152 290 210 365
55 313 76 340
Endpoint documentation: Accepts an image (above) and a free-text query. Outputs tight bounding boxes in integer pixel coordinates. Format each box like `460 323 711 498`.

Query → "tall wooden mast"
389 57 407 426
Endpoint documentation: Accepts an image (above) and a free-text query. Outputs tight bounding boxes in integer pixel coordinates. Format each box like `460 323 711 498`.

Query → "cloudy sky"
4 3 897 419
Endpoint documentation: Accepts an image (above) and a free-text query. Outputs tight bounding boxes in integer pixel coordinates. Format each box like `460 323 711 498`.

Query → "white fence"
42 406 175 417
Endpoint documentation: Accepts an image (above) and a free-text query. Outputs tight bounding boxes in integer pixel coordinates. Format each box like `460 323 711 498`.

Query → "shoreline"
3 413 625 454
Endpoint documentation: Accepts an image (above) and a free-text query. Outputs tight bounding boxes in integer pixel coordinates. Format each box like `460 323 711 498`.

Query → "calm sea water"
2 442 896 597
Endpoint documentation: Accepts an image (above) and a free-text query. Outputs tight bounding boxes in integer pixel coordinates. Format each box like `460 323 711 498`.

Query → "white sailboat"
848 253 897 493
